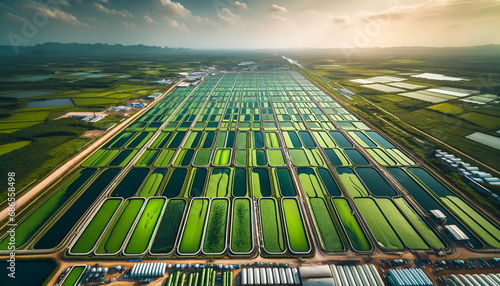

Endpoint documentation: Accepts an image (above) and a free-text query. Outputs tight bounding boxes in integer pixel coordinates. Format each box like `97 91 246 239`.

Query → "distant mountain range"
0 42 191 57
0 42 499 57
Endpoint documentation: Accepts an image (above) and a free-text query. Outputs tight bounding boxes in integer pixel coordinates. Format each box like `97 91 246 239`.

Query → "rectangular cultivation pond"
150 199 186 254
178 198 210 255
71 198 122 254
259 198 285 254
282 198 311 254
95 199 144 254
202 199 229 254
231 198 253 254
124 198 165 254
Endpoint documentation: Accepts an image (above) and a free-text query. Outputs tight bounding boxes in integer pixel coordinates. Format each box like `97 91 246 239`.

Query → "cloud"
93 3 133 18
27 1 89 27
268 4 287 13
120 20 136 30
217 8 241 24
143 15 158 24
165 16 190 33
98 0 109 3
232 1 248 10
159 0 192 18
332 15 349 24
358 0 500 24
4 12 24 23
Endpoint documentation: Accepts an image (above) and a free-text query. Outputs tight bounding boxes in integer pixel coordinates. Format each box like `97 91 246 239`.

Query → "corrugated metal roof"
445 225 470 241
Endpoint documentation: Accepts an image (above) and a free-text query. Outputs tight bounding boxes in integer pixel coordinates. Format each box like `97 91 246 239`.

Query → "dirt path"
0 83 179 222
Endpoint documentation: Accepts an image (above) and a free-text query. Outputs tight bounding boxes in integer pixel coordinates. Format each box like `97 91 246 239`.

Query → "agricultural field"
1 69 499 265
0 56 186 206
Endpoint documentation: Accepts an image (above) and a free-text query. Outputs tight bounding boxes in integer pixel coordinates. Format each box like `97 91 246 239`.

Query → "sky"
1 0 500 49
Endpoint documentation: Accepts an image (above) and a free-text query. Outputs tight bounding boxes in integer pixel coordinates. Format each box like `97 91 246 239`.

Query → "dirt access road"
0 83 179 222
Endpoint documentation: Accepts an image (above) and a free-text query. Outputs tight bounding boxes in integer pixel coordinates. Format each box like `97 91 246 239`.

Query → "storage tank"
369 264 385 286
472 274 490 286
260 268 267 285
279 268 287 285
343 266 356 286
479 274 497 286
457 274 474 286
449 275 466 286
248 268 254 285
134 264 142 278
338 265 349 286
241 268 248 285
389 270 404 286
255 268 261 285
266 268 274 285
356 265 369 286
465 274 481 286
292 268 300 285
409 269 425 286
285 268 294 285
350 265 362 286
273 268 280 285
330 265 341 286
362 265 376 286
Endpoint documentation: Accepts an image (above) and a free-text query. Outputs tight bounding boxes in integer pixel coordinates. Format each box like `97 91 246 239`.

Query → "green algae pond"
125 132 154 148
138 169 167 197
110 168 150 198
71 198 122 254
0 168 97 250
189 168 207 197
393 198 446 249
150 199 186 254
252 168 272 197
259 198 285 254
232 168 248 197
61 265 86 286
282 198 310 254
289 149 310 166
34 169 121 250
178 198 209 254
231 198 253 254
336 168 369 197
355 168 398 197
161 168 188 197
375 198 429 249
213 149 231 166
354 198 404 250
203 199 229 254
124 198 166 254
109 150 138 167
275 168 296 196
332 198 371 252
154 149 176 166
207 168 231 197
81 149 119 167
309 198 344 252
268 149 286 166
193 149 212 166
95 199 144 254
388 167 484 249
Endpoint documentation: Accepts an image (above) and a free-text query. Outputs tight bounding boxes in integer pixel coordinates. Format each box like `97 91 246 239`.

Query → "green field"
0 140 30 156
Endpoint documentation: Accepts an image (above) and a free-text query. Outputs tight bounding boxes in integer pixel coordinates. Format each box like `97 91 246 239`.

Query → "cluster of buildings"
435 149 500 186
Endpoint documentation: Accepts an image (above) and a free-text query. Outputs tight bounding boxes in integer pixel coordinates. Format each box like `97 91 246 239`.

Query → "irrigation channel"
1 71 499 260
